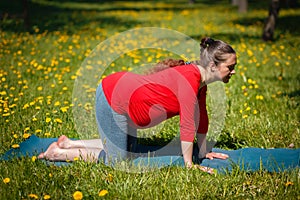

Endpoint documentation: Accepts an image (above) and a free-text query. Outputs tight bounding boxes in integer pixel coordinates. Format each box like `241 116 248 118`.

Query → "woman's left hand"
205 152 229 160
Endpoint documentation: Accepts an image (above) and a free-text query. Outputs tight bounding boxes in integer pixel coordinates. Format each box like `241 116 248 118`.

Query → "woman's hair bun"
200 37 215 49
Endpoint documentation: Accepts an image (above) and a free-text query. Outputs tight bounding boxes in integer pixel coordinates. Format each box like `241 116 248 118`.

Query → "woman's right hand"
187 164 216 174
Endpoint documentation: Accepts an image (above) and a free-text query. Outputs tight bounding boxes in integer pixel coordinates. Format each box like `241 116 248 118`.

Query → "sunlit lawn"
0 0 299 199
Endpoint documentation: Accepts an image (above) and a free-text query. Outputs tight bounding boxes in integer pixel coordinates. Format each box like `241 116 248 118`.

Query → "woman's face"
217 53 237 83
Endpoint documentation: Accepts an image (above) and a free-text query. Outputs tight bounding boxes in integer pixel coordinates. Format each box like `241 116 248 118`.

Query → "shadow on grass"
1 0 256 34
232 15 300 37
1 0 143 34
190 12 300 42
287 89 300 98
0 0 226 34
190 32 262 44
214 132 247 150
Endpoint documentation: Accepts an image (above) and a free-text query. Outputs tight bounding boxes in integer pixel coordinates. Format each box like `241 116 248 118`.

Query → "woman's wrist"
198 151 207 159
185 161 193 168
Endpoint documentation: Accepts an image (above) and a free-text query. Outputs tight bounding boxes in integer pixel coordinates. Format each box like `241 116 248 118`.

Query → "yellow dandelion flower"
3 177 10 184
46 118 51 123
99 189 108 197
73 157 79 161
106 174 113 182
253 110 258 115
28 193 38 199
245 107 251 111
23 103 30 109
247 49 253 57
13 134 18 139
32 117 38 122
44 132 51 137
0 91 7 96
73 191 83 200
49 173 53 178
12 144 20 148
2 113 10 117
23 133 31 139
54 101 60 106
32 156 37 162
242 115 248 119
285 181 293 186
54 118 62 123
35 129 42 133
43 194 51 200
62 87 68 91
256 95 264 100
37 86 43 91
86 65 93 70
60 106 69 112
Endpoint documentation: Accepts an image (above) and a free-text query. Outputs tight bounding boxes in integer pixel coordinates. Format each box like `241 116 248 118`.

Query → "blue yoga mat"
1 135 299 173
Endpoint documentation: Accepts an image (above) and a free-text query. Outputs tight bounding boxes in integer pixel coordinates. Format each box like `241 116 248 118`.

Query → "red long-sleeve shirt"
102 64 208 142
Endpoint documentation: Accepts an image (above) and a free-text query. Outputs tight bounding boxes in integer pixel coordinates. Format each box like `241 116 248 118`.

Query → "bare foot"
38 142 64 161
57 135 72 149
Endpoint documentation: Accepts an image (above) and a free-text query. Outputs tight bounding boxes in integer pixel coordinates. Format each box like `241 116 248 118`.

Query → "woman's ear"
209 61 217 72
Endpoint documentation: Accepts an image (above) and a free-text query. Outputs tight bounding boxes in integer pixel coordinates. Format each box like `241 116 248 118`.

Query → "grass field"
0 0 299 199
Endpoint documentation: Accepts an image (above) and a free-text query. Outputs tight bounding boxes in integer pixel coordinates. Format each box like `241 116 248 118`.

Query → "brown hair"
146 58 185 74
147 37 235 74
199 37 236 67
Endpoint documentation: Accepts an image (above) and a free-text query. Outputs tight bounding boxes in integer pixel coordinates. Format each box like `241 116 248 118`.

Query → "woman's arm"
181 141 194 167
197 133 207 158
197 133 229 160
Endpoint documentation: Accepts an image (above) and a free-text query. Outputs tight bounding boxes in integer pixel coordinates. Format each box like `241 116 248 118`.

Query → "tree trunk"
22 0 30 30
238 0 248 13
232 0 239 6
262 0 280 41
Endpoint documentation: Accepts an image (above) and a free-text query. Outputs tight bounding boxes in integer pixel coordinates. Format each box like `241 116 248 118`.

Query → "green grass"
1 0 299 199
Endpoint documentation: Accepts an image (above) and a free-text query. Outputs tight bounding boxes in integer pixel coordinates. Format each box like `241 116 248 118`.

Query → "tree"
238 0 248 13
262 0 280 41
231 0 248 13
22 0 30 30
231 0 238 6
